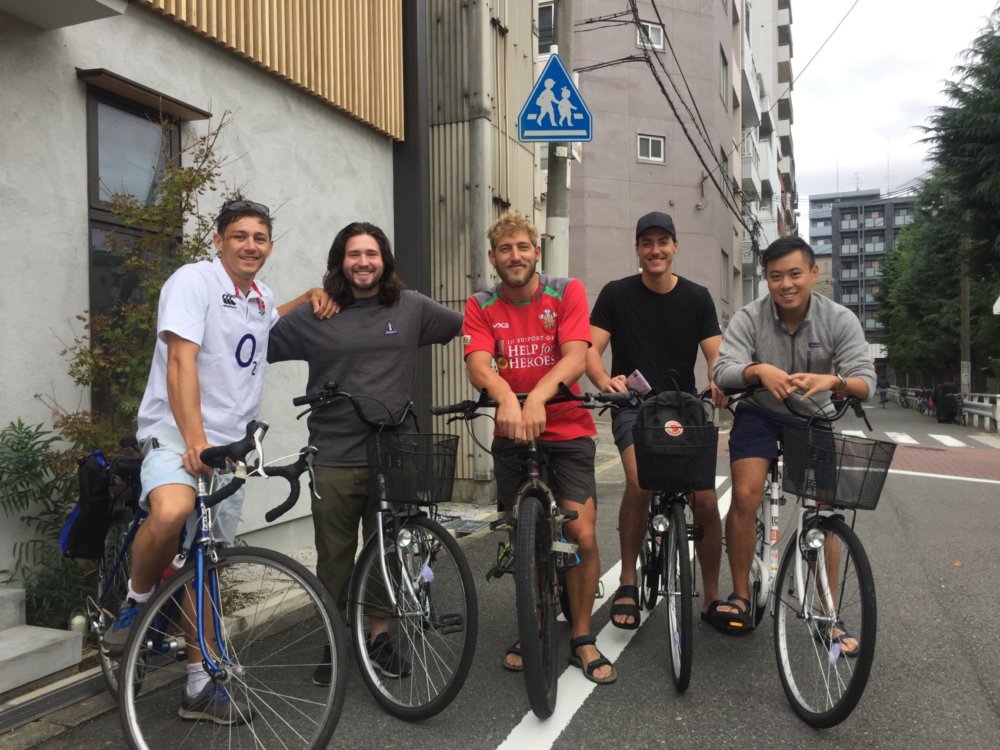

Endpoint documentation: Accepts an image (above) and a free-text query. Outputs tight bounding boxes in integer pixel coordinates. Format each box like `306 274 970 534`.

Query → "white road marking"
888 468 1000 485
497 561 633 750
970 434 1000 450
885 431 918 444
928 434 967 448
841 430 866 438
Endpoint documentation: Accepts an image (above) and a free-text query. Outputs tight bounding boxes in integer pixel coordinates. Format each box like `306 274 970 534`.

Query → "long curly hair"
323 222 405 308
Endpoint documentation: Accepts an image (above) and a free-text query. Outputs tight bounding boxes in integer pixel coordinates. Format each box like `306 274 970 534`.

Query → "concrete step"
0 587 26 631
0 625 82 695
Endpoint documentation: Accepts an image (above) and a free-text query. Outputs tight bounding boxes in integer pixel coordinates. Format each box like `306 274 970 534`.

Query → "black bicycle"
293 382 476 721
433 386 629 719
632 389 718 692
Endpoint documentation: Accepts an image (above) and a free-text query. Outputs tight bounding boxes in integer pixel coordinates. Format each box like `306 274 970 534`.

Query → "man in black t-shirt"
586 211 726 630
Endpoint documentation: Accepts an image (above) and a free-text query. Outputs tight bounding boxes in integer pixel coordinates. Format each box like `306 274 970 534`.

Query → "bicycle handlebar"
431 384 635 419
197 421 318 519
293 381 414 431
723 384 870 430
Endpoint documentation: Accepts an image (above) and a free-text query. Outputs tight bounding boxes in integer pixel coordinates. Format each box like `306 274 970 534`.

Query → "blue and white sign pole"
518 50 592 276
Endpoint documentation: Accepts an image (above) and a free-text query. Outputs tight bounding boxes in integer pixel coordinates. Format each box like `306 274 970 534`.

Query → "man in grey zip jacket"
710 236 874 647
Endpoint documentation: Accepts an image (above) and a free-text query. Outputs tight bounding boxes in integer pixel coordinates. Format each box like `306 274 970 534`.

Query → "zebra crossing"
840 428 1000 450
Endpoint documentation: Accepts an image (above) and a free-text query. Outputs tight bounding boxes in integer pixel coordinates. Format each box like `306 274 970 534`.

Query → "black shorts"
492 436 597 511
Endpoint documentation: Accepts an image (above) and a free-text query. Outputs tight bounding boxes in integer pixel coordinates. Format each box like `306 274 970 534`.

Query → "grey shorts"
611 404 641 453
491 436 597 511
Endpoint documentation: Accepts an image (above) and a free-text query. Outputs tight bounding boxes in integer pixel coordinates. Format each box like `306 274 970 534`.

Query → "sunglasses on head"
218 199 270 217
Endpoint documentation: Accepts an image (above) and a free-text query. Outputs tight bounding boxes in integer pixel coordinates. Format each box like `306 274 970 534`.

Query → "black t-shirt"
590 274 722 393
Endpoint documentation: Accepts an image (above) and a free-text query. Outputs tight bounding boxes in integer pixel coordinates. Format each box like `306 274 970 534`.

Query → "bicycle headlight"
652 514 669 533
397 528 413 549
803 528 825 550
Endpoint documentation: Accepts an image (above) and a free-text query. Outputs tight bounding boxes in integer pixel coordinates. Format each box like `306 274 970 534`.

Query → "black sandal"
501 641 522 672
609 585 640 630
713 593 753 634
568 635 617 685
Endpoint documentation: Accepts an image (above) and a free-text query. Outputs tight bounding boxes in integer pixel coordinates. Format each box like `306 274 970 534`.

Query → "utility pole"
544 0 573 276
960 212 972 395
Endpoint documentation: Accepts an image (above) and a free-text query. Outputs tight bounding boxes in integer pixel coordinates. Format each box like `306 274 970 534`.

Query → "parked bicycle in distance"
293 382 477 721
433 385 630 719
724 387 896 728
116 421 348 750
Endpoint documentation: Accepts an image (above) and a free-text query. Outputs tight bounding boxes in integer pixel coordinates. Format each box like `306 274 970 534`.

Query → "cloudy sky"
792 0 995 212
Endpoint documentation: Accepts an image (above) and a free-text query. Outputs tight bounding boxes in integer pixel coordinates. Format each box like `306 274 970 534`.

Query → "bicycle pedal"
556 508 579 523
432 613 464 635
551 539 578 555
688 524 704 541
485 564 514 580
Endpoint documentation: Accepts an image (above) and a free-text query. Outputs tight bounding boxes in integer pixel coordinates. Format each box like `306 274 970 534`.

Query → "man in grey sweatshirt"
711 236 875 649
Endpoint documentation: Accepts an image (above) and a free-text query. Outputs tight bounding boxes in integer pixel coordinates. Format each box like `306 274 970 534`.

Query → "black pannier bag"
632 391 718 492
60 450 114 560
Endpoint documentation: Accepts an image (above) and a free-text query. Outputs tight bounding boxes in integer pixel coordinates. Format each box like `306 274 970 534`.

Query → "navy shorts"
728 403 810 461
611 404 640 453
492 436 597 511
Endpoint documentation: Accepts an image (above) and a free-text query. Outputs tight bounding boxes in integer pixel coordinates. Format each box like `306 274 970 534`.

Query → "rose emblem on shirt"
539 308 557 332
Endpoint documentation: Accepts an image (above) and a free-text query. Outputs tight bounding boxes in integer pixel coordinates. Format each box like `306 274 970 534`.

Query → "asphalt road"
10 402 1000 749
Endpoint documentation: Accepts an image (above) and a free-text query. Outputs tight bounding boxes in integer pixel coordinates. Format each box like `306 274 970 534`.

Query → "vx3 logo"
492 321 510 329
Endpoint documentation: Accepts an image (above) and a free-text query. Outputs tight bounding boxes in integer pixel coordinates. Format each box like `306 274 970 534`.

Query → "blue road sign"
518 54 592 142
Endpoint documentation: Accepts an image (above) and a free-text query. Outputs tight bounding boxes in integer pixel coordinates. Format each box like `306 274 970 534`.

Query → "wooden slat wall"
141 0 404 140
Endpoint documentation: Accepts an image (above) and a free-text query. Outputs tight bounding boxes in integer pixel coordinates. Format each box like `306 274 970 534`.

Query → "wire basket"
367 433 459 505
632 424 719 493
782 427 896 510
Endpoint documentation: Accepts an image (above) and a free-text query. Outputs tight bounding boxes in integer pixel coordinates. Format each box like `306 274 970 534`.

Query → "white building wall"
0 4 395 569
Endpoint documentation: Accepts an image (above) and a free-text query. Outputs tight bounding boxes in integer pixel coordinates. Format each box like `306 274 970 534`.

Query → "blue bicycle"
116 422 347 750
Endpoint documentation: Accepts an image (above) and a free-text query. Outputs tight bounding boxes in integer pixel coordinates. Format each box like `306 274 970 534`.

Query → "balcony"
778 44 793 85
741 51 761 128
865 268 882 279
778 5 792 52
894 214 914 226
811 224 832 239
841 268 860 280
0 0 125 28
741 141 761 201
841 244 859 255
777 117 793 156
864 217 885 228
864 243 886 254
841 218 859 230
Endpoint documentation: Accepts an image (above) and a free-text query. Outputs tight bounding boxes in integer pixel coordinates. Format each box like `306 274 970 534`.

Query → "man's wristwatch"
834 373 847 392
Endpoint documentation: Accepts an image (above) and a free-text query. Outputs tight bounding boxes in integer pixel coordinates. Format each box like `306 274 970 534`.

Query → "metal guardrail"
888 388 997 432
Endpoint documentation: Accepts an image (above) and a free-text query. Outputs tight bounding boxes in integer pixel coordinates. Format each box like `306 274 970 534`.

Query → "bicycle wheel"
350 515 477 721
97 508 138 698
639 526 660 610
516 494 558 719
662 500 692 691
749 502 769 628
773 516 876 728
118 547 346 749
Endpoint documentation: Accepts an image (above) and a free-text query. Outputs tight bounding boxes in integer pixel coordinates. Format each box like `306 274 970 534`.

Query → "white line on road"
888 468 1000 485
841 430 866 438
885 431 918 444
928 434 968 448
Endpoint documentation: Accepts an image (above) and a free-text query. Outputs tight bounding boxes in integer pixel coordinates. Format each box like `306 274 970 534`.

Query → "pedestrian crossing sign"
518 54 592 142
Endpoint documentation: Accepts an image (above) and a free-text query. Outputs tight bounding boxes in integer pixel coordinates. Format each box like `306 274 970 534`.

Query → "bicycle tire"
639 522 660 611
350 515 477 721
97 507 136 698
773 517 876 728
749 502 769 628
663 500 692 691
516 494 558 719
118 546 347 750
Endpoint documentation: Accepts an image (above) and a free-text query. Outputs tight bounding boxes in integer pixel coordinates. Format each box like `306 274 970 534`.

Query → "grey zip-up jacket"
713 293 876 416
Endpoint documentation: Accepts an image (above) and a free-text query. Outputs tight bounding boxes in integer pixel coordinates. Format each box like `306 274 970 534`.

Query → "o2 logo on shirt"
235 334 258 374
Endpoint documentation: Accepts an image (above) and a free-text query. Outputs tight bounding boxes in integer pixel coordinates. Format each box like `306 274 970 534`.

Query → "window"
720 249 730 301
538 2 554 55
637 21 664 50
88 94 180 317
864 209 884 228
894 206 914 226
637 134 665 163
720 48 729 109
840 212 858 230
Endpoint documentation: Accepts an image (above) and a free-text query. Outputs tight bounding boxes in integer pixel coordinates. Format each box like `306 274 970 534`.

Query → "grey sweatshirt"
713 292 876 416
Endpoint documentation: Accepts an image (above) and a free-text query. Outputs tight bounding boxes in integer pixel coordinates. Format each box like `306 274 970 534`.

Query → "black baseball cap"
635 211 676 241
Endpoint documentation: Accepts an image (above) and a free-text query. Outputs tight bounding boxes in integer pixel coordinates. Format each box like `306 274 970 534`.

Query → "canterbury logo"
221 293 237 308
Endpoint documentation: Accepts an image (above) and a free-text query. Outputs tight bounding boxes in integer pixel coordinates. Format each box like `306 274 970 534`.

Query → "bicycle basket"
632 424 719 493
781 427 895 510
367 433 459 505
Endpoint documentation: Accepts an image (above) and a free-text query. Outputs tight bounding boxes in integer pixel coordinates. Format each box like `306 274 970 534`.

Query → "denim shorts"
139 437 244 548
